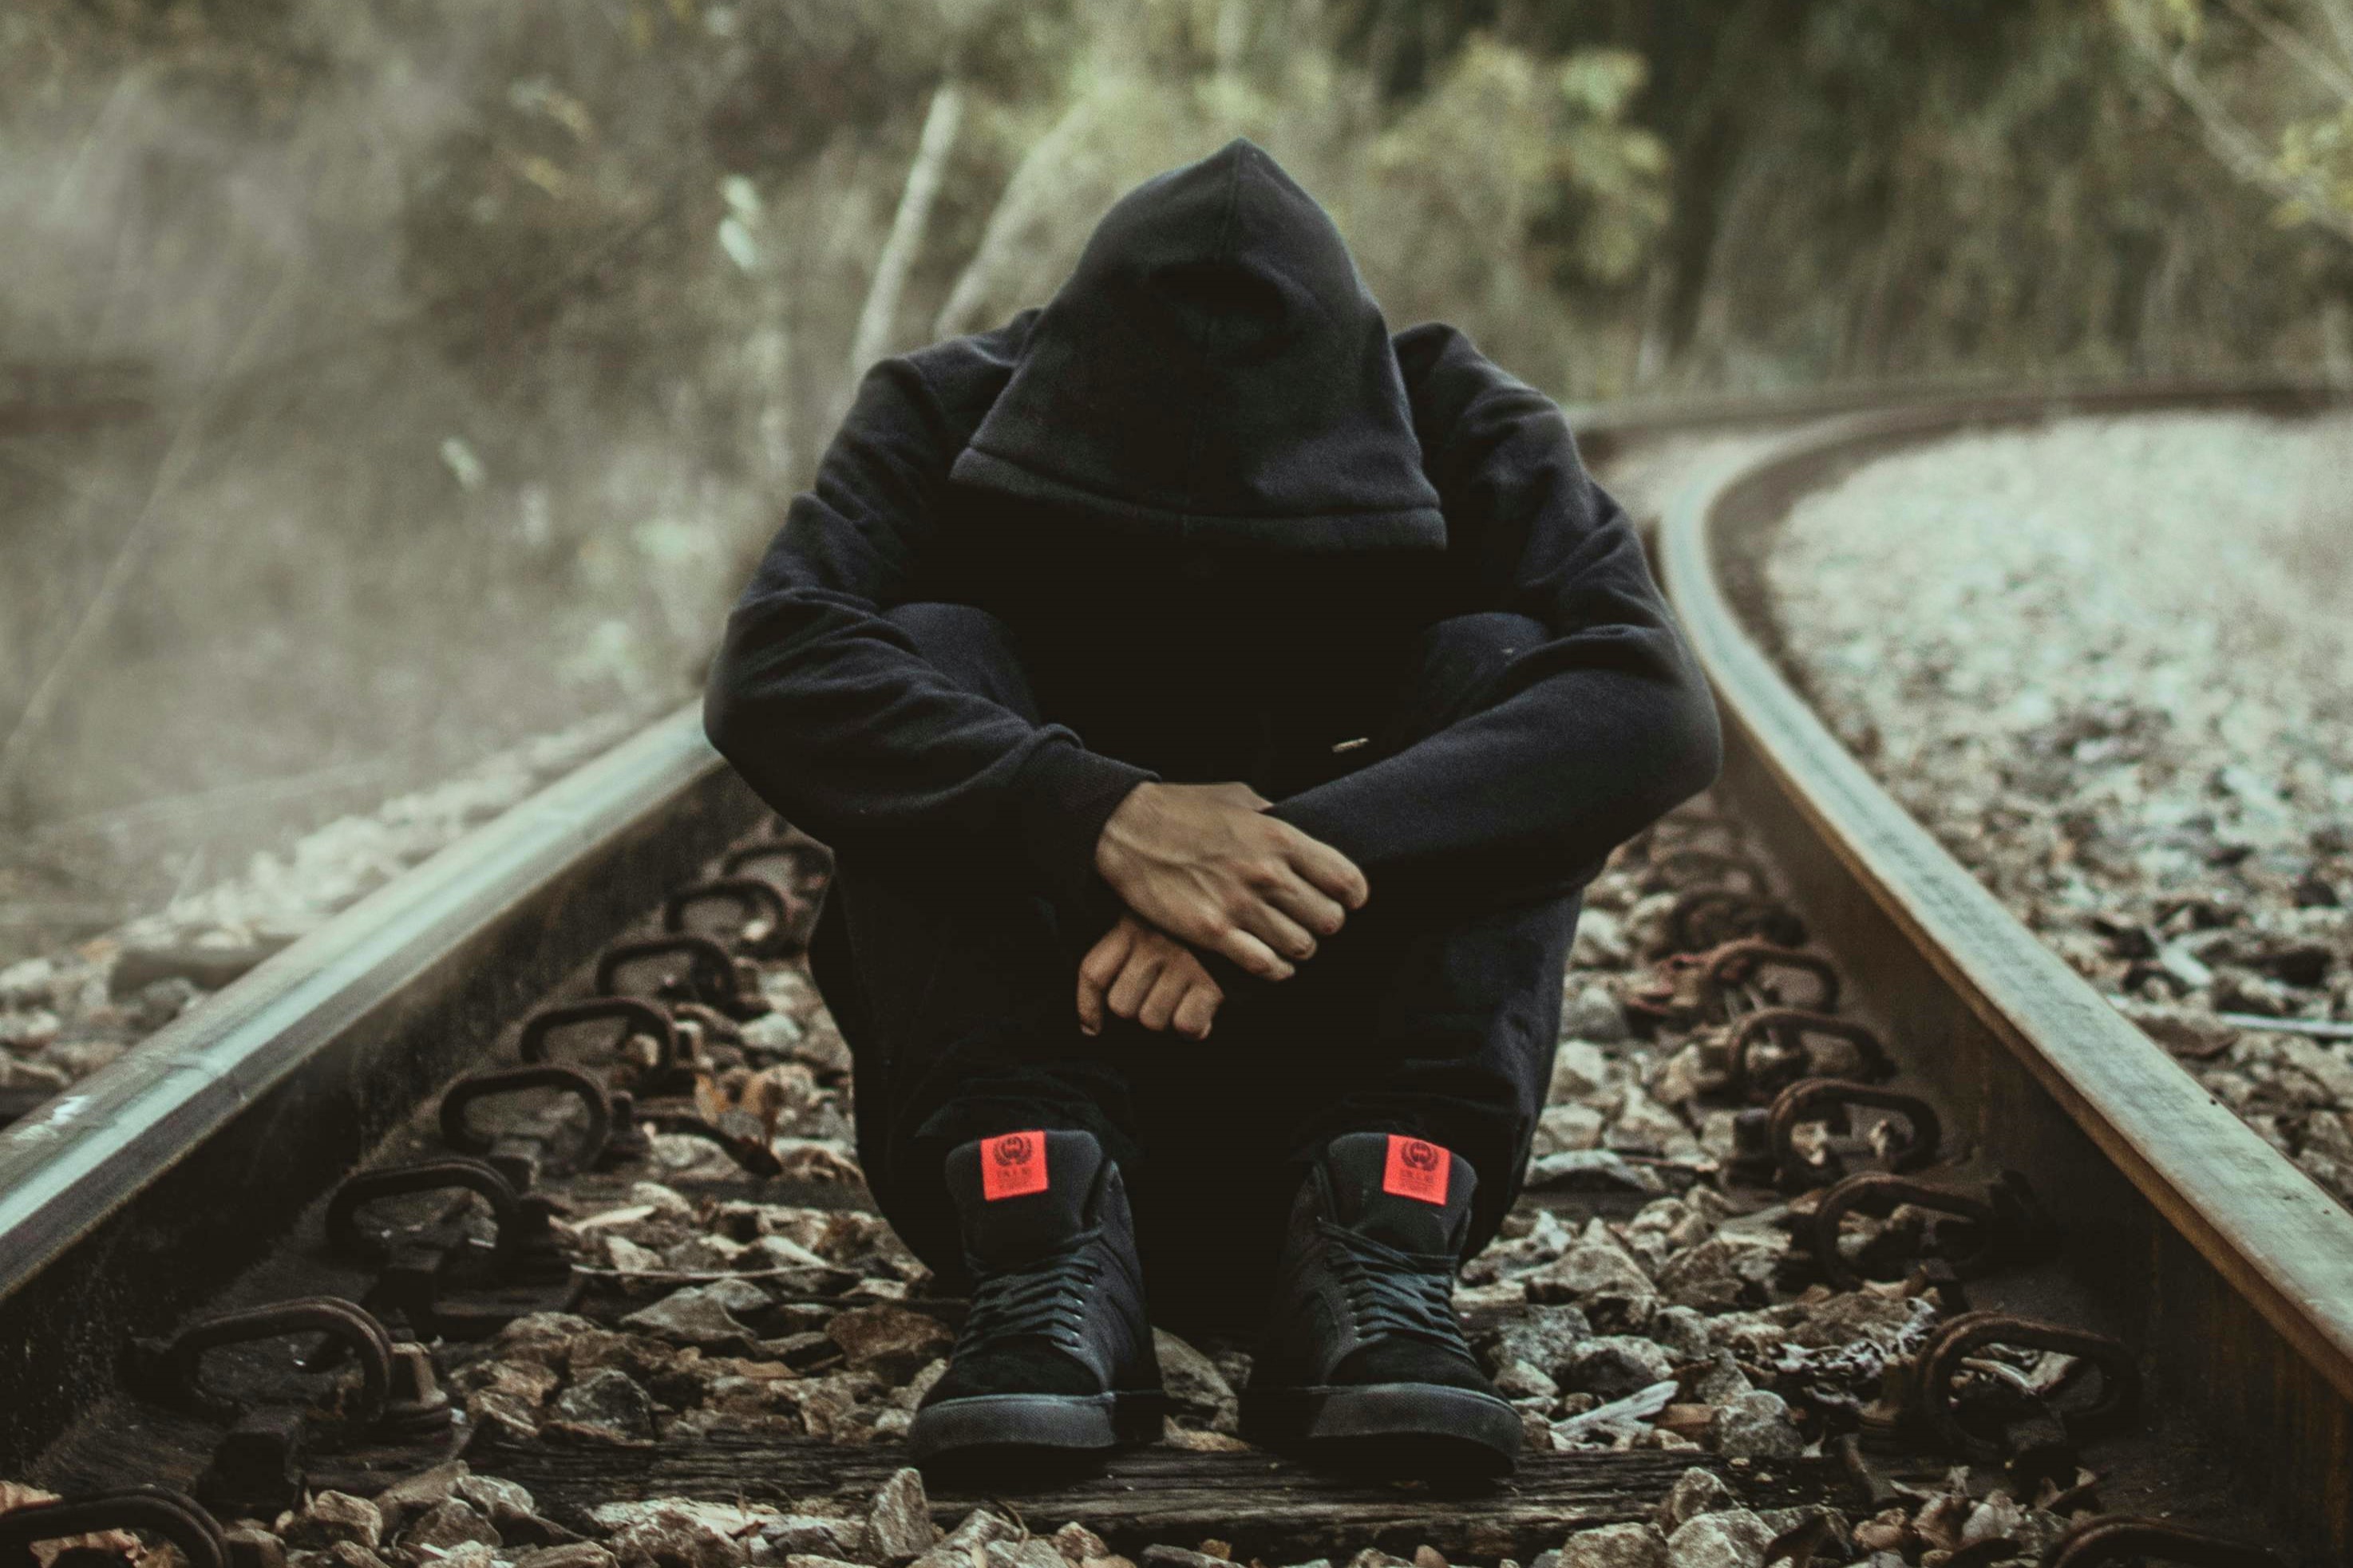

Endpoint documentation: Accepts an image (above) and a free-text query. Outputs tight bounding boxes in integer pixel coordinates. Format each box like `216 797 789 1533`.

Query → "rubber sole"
1240 1382 1522 1478
906 1388 1167 1467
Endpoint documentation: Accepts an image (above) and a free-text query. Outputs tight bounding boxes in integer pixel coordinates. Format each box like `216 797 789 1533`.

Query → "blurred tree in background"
2 0 2350 938
2111 0 2353 245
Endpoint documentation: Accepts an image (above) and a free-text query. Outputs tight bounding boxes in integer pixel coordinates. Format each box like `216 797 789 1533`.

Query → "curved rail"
2 374 2347 1550
0 704 765 1472
1658 384 2353 1554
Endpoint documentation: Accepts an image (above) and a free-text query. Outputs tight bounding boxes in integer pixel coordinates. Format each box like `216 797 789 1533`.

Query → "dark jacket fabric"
704 138 1720 925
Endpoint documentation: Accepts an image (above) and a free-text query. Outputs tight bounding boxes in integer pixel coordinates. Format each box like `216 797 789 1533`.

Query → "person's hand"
1076 914 1224 1039
1093 781 1369 981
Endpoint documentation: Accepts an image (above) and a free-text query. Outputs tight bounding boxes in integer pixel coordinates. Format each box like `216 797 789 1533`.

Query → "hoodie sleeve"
1264 326 1722 895
702 349 1157 919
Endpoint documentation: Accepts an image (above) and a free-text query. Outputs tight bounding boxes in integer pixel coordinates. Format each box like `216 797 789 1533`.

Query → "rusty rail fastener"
2043 1515 2284 1567
517 997 681 1075
604 1089 652 1164
325 1156 534 1270
129 1297 394 1429
1727 1009 1891 1098
670 1001 747 1056
595 934 769 1021
0 1488 228 1568
1646 846 1771 895
1805 1170 2037 1290
1625 951 1715 1025
1768 1078 1942 1188
664 876 797 958
1914 1309 2140 1462
1669 887 1807 955
1706 938 1841 1011
721 832 830 884
439 1064 611 1169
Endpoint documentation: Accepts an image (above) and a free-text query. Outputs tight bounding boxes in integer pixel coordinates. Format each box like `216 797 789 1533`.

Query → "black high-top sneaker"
1240 1132 1520 1475
907 1128 1165 1467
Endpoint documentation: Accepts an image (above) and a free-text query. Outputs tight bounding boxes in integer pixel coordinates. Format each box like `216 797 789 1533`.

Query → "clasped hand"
1077 781 1367 1040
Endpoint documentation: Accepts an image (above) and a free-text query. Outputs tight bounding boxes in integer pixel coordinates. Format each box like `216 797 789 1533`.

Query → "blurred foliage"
2111 0 2353 242
3 0 2351 926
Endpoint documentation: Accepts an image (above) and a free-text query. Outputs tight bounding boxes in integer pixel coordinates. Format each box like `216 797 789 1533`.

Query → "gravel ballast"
1762 410 2353 1206
0 713 641 1114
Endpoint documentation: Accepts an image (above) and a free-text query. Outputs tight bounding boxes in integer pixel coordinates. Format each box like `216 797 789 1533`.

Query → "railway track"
0 378 2346 1568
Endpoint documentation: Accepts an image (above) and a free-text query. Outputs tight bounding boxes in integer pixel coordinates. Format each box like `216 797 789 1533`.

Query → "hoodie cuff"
1014 741 1157 931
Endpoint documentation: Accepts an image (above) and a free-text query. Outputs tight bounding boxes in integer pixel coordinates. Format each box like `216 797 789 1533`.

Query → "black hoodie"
705 139 1719 924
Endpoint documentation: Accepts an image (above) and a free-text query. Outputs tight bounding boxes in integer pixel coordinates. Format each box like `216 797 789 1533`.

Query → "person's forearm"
1266 670 1721 896
705 596 1153 926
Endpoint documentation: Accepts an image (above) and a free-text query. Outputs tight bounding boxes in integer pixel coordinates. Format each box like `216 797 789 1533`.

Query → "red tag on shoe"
1382 1134 1450 1205
981 1130 1050 1200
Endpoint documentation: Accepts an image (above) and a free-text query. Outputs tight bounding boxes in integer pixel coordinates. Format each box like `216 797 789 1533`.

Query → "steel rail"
0 370 2341 1519
0 704 765 1472
1657 385 2353 1557
1564 369 2337 465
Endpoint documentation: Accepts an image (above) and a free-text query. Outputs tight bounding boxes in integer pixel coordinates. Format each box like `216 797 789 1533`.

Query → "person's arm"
702 352 1153 921
1265 326 1722 895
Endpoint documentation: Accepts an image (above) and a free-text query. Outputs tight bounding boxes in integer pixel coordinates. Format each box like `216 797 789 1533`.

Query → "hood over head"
951 138 1445 552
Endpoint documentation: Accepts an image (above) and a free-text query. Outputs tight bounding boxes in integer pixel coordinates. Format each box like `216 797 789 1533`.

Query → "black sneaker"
907 1128 1165 1467
1240 1132 1520 1476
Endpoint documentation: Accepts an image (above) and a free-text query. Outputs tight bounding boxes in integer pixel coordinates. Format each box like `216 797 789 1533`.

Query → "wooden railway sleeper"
1766 1078 1943 1190
438 1064 611 1171
594 934 769 1022
2042 1515 2286 1567
0 1488 227 1568
663 875 801 958
1804 1169 2043 1290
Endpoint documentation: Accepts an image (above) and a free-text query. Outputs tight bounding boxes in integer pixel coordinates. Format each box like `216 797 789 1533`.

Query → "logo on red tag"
1382 1134 1450 1205
981 1130 1049 1201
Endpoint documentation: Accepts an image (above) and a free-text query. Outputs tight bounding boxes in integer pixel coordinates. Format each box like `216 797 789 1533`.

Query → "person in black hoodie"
703 138 1720 1477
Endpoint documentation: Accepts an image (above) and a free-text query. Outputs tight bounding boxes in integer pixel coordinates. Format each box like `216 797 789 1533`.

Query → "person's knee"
883 600 1014 658
882 602 1037 713
1389 611 1548 738
1420 611 1547 673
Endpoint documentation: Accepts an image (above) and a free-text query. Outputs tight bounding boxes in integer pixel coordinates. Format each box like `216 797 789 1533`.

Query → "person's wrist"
1093 780 1157 881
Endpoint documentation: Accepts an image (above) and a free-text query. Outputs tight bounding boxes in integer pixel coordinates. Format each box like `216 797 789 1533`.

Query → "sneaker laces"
1321 1220 1470 1351
955 1230 1104 1356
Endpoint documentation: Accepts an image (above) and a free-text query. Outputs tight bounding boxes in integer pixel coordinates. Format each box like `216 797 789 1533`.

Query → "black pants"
805 603 1582 1336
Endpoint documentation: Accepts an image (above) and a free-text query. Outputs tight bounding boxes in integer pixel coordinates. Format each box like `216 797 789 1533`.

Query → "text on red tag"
1382 1133 1450 1205
982 1129 1050 1201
